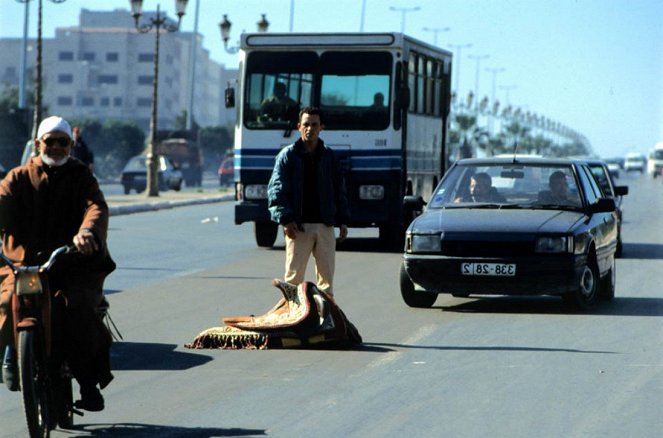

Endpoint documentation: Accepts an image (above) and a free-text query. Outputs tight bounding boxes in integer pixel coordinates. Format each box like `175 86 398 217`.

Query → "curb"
108 194 235 216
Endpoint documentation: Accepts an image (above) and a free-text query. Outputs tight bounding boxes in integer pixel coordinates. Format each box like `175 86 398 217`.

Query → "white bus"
228 32 453 248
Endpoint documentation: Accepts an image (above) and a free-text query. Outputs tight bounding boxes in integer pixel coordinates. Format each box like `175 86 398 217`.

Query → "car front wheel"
400 261 437 308
564 258 600 310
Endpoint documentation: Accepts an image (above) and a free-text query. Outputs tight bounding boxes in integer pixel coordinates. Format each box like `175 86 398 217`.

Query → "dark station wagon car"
584 159 628 257
400 157 619 310
121 154 183 194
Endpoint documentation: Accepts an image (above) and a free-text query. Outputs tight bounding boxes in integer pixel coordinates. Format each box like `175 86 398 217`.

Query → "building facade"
0 8 237 131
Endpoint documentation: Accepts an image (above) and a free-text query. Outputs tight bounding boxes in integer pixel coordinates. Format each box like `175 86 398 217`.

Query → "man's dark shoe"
75 385 104 412
2 346 18 392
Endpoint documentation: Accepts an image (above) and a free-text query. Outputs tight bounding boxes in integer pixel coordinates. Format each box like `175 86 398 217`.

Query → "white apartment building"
0 8 237 131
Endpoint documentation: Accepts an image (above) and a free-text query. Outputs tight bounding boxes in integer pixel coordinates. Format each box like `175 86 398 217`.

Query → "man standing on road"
267 107 350 300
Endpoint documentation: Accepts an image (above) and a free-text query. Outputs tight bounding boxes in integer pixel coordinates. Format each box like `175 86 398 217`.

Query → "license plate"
461 263 516 276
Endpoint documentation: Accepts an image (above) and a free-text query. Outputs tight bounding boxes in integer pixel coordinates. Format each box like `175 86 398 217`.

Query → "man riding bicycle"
0 116 115 412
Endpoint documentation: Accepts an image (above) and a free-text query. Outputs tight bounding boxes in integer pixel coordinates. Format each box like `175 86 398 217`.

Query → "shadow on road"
436 295 663 317
111 342 213 371
62 423 266 437
619 242 663 260
362 341 615 354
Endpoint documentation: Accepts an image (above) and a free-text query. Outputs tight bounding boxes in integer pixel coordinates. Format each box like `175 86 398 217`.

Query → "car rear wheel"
564 258 600 310
600 257 616 301
400 262 437 308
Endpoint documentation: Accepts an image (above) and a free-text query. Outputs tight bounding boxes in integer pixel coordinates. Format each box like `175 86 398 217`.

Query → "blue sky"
2 0 662 158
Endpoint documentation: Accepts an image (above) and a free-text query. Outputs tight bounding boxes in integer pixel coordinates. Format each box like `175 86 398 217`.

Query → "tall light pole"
467 53 489 109
485 67 504 147
485 67 505 105
422 26 449 46
447 43 472 95
389 6 420 33
219 13 269 54
499 84 518 105
186 0 199 130
130 0 188 197
16 0 67 138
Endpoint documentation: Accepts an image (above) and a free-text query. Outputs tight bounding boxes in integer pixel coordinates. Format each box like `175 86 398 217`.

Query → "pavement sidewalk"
106 189 234 216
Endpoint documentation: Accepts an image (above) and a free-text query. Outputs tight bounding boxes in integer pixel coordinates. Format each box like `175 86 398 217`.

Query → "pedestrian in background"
72 126 94 172
267 107 350 300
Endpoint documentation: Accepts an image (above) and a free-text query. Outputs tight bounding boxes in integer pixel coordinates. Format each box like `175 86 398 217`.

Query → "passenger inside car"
537 171 580 206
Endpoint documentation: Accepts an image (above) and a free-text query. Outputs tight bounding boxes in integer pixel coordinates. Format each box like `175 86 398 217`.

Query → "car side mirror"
614 185 628 196
588 197 616 214
403 195 426 210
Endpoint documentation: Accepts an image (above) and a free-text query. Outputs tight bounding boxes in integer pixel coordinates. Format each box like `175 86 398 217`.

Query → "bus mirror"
225 87 235 108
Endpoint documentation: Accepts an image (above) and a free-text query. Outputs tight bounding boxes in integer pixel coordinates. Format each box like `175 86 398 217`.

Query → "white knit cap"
37 116 72 139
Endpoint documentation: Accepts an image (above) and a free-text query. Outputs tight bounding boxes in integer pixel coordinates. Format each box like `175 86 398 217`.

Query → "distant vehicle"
228 32 453 249
585 160 628 257
157 138 203 187
646 142 663 178
623 152 646 173
603 158 621 179
120 155 183 194
218 155 234 186
400 157 619 310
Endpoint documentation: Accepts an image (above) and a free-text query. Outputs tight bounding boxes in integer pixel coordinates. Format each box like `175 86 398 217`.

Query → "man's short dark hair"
299 106 323 124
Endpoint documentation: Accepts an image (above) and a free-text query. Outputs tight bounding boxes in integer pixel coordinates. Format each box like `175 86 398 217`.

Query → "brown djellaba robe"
0 155 116 389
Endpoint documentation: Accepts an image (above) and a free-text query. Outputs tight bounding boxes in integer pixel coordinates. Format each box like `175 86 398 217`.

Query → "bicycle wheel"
18 328 50 438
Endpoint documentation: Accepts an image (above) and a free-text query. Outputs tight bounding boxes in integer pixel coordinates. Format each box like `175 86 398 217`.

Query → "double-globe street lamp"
219 13 270 54
16 0 67 138
130 0 188 197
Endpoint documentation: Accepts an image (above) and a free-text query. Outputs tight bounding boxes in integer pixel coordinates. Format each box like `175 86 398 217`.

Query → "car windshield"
428 162 582 209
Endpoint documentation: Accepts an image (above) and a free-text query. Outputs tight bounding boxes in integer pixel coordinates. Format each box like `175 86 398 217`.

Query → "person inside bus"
259 82 298 123
363 92 388 126
368 92 387 112
454 172 506 203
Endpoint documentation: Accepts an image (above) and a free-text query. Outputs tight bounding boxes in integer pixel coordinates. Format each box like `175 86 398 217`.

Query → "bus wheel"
255 222 278 248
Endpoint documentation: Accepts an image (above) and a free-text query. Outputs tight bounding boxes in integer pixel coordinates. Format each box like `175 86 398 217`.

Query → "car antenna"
512 141 518 163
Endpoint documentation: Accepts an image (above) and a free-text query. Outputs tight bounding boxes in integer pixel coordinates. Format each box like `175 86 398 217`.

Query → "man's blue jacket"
267 139 350 227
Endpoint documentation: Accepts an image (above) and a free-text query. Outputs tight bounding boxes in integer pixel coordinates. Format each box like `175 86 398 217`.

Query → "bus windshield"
243 51 392 131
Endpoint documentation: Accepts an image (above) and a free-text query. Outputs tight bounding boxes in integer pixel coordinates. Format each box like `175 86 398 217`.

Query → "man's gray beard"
41 153 69 167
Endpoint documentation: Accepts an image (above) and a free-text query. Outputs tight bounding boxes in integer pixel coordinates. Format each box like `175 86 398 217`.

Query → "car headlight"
410 234 441 253
244 184 268 200
535 236 572 253
359 185 385 200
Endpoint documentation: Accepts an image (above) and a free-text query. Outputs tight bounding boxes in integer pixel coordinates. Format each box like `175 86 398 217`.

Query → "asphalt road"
0 171 661 438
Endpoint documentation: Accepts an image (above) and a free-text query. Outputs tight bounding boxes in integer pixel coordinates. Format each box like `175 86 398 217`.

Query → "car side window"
578 165 602 204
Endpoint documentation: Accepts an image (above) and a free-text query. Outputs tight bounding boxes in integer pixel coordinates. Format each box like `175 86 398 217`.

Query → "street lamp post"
447 43 472 95
219 14 269 54
467 53 489 109
422 26 449 46
389 6 420 33
130 0 188 197
499 84 518 106
16 0 67 138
